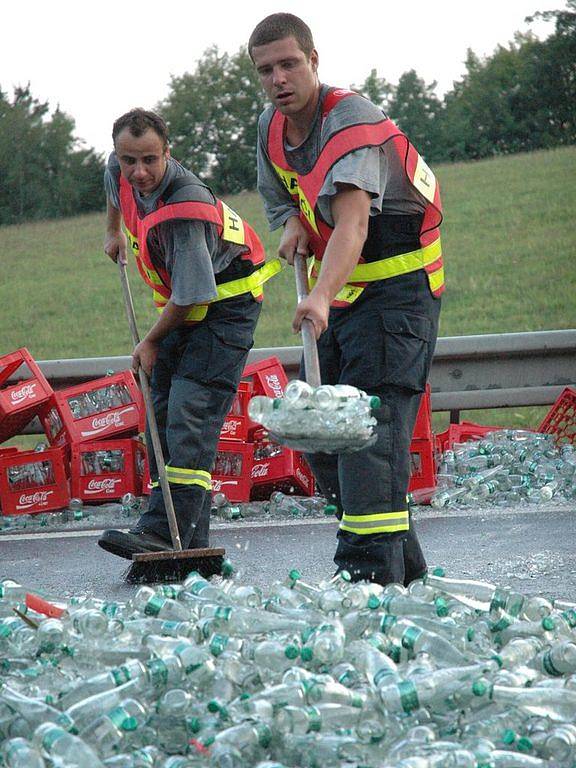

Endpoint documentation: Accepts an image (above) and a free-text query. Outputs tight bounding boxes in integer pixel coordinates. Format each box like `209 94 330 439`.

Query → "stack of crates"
39 371 146 504
408 384 437 496
243 357 315 500
0 348 70 516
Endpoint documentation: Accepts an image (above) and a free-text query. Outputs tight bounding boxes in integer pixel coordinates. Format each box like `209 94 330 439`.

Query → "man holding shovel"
249 14 444 585
98 108 279 564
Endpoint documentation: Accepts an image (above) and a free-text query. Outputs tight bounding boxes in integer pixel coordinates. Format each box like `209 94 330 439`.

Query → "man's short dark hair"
248 13 315 59
112 109 169 150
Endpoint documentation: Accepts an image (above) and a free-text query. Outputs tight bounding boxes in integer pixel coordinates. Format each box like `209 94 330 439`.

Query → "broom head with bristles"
124 547 226 584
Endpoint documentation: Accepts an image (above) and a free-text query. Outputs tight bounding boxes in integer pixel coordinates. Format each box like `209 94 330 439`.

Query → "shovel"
265 252 377 455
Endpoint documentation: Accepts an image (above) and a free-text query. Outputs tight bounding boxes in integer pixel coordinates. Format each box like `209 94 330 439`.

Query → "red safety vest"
119 175 279 323
267 88 445 304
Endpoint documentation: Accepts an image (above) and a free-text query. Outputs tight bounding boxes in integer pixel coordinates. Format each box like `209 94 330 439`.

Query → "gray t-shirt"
105 155 245 305
257 84 427 231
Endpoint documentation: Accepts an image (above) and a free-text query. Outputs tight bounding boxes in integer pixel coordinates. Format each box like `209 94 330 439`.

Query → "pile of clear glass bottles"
431 430 575 509
1 564 576 767
247 381 379 447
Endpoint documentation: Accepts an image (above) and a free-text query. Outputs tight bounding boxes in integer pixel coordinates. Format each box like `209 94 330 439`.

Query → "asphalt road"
1 502 575 605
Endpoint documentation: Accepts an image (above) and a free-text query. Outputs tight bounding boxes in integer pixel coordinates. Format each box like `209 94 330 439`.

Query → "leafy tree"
159 46 266 194
0 85 105 224
351 69 393 111
387 70 445 161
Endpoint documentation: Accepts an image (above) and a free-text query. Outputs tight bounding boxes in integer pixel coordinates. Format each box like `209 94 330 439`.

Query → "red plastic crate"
219 382 252 441
242 356 289 398
0 446 70 515
242 356 289 439
40 371 144 447
435 420 504 454
0 348 54 443
408 438 436 493
70 437 146 502
538 387 576 446
412 385 433 441
250 440 315 499
211 441 253 502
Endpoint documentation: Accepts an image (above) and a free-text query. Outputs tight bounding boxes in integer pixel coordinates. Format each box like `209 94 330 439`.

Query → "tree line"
0 3 573 225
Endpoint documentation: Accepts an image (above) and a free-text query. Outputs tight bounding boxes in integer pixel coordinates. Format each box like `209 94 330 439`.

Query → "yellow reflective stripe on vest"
314 238 442 284
152 259 282 321
428 264 445 294
340 509 410 534
165 466 212 490
152 293 209 322
220 201 246 245
214 258 282 301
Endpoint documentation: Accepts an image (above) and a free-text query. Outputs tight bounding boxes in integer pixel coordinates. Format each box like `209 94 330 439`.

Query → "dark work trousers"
300 270 441 587
135 294 261 548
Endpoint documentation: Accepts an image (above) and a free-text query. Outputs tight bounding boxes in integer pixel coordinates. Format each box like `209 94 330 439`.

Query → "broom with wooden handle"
117 259 226 583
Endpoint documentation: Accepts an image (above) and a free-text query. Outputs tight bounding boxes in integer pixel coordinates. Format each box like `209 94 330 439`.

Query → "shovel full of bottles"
248 253 380 455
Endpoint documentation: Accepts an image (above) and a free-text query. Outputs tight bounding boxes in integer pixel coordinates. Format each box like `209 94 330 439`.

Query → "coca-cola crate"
242 356 289 439
211 441 253 502
242 356 289 398
70 437 146 502
40 371 144 447
435 420 504 455
412 385 433 441
0 446 70 515
0 348 54 443
250 441 315 499
538 387 576 446
408 438 436 494
219 382 252 442
141 450 153 496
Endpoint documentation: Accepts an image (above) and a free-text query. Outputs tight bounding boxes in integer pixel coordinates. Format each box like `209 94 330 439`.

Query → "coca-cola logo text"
85 478 121 494
81 406 135 437
296 467 310 489
17 490 53 510
211 479 238 492
221 419 241 435
10 382 38 404
265 374 284 398
251 462 270 479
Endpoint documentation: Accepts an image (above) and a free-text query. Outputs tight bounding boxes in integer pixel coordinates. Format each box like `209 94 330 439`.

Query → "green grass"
1 146 574 433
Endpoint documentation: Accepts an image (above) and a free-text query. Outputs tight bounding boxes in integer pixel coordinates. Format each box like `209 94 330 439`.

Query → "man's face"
252 36 319 117
115 127 168 196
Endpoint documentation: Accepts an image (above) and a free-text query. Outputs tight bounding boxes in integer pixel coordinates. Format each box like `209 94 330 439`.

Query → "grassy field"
1 145 574 434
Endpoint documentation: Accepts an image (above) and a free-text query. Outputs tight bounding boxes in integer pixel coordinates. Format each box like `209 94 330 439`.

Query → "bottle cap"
517 737 533 753
285 644 300 659
300 647 313 661
186 716 201 733
369 396 381 409
288 569 302 582
207 700 221 713
435 597 449 617
472 680 489 696
541 616 555 631
431 566 446 576
221 559 235 577
367 595 381 610
323 504 338 516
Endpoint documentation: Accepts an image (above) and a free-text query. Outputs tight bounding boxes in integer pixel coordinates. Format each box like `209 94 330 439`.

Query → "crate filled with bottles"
0 347 54 443
70 437 147 502
0 444 70 515
219 382 252 441
40 370 144 447
211 440 254 502
250 430 315 499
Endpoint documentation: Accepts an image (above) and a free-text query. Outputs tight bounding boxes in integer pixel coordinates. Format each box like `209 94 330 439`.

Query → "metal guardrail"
11 329 576 431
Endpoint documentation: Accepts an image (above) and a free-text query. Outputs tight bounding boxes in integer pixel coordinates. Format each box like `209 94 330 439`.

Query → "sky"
1 0 556 156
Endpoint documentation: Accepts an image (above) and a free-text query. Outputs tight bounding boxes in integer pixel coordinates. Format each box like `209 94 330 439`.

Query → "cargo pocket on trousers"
380 310 432 393
203 324 254 390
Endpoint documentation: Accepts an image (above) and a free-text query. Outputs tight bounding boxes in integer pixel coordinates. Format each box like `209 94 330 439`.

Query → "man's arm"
292 185 370 337
104 200 128 265
133 300 194 376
